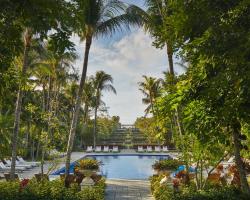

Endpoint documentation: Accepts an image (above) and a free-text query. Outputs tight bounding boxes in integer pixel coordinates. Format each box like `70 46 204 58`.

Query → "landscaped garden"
1 0 250 199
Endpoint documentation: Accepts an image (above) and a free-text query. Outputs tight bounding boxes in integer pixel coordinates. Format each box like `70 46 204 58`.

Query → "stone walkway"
105 179 154 200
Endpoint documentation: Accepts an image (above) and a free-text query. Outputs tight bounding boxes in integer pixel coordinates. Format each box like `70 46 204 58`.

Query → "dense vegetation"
0 0 132 180
0 178 105 200
0 0 249 198
136 0 250 197
150 175 249 200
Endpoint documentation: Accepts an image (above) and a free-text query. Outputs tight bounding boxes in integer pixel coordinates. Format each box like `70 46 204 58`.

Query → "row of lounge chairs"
86 145 170 153
86 146 119 153
0 156 40 172
138 146 169 152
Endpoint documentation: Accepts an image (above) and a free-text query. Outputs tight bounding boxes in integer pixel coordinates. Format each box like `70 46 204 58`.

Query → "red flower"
172 179 180 187
20 179 29 190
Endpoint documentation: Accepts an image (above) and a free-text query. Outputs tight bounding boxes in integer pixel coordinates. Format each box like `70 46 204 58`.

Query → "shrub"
175 187 250 200
150 175 250 200
152 159 183 171
77 178 105 200
150 175 164 192
0 181 20 200
0 178 105 200
77 159 100 170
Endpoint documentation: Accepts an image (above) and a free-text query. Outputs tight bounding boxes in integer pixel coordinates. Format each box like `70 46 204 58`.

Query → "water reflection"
88 155 169 180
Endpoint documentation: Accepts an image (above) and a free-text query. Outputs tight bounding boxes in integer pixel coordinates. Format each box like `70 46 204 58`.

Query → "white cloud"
72 29 183 124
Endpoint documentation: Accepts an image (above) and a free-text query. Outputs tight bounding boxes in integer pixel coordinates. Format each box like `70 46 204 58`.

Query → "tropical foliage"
152 159 183 171
0 178 105 200
77 159 100 170
138 0 250 196
1 0 250 197
150 175 249 200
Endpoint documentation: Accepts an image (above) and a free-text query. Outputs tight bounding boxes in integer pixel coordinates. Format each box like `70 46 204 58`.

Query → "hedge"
0 178 105 200
150 175 250 200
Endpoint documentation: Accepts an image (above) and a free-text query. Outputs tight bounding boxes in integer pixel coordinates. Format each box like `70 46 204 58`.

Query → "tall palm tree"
9 0 74 179
129 0 175 75
138 75 162 116
146 0 175 76
91 71 116 148
10 28 32 179
27 41 77 175
143 1 185 139
64 0 142 182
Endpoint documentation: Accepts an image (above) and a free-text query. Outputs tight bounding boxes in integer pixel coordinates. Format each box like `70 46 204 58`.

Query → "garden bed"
0 178 105 200
150 175 250 200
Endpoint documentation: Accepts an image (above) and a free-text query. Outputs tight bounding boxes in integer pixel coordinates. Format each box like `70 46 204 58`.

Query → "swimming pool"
52 154 170 180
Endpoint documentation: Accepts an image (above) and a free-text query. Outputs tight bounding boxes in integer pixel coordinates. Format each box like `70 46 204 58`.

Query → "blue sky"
72 0 183 124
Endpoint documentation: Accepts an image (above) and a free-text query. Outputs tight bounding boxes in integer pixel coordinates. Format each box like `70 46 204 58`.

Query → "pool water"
52 155 170 180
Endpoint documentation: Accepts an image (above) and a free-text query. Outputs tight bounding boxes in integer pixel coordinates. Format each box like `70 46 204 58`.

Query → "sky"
71 0 184 124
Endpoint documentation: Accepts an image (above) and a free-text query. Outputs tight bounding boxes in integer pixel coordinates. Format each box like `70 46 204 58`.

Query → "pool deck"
0 150 179 179
0 152 85 179
105 179 154 200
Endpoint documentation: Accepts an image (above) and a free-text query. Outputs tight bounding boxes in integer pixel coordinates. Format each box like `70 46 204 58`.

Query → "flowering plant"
20 179 29 190
172 179 180 187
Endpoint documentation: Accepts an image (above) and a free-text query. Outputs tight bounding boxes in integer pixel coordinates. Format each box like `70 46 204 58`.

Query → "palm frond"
100 0 126 20
96 5 143 37
102 84 117 94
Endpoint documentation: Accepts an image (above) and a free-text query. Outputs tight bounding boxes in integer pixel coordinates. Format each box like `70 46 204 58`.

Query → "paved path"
105 179 154 200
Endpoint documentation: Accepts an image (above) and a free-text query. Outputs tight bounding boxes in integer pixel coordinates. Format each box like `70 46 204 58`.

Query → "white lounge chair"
0 162 10 172
50 149 66 157
147 146 153 152
103 146 109 152
86 146 93 153
154 146 161 152
17 156 40 167
112 146 119 153
4 159 32 169
138 146 144 152
162 146 168 152
0 162 25 172
95 146 102 152
16 160 33 168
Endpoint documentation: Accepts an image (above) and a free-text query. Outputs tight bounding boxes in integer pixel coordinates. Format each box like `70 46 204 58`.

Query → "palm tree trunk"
64 35 92 186
41 75 52 175
10 28 32 179
26 121 31 158
83 104 89 123
232 120 250 194
93 105 98 148
31 139 35 161
166 43 184 138
149 94 155 116
166 43 174 76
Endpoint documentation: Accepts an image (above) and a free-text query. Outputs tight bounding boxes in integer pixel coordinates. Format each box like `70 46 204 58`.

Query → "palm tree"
129 0 175 76
91 71 116 148
79 79 95 148
64 0 142 182
82 79 95 125
146 0 175 76
27 41 77 175
138 75 162 116
10 28 33 179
